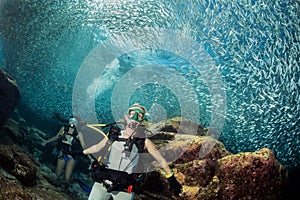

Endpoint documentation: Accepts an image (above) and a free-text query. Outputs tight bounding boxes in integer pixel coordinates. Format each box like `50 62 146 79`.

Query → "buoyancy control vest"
56 126 82 158
90 124 147 193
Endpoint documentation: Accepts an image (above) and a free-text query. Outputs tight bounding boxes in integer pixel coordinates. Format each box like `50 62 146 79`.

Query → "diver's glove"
167 173 182 196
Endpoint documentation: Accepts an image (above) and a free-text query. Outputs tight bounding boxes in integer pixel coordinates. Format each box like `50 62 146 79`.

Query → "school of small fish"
0 0 298 169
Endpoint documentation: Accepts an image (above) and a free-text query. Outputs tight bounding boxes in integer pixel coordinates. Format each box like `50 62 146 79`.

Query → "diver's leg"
56 158 66 178
88 182 110 200
65 158 76 181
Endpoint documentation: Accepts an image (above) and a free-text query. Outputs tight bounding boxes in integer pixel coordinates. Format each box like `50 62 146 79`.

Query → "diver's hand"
167 173 182 196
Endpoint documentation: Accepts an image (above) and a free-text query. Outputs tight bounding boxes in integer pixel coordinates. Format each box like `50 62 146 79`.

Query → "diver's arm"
83 137 108 155
145 138 172 175
145 138 182 195
43 127 64 146
77 132 87 149
77 132 93 160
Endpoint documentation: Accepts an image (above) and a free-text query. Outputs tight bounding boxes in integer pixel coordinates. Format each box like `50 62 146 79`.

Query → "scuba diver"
83 104 182 200
43 117 90 183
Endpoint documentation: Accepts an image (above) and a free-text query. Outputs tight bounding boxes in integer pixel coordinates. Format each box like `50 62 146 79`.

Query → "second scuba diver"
43 117 89 183
83 104 182 200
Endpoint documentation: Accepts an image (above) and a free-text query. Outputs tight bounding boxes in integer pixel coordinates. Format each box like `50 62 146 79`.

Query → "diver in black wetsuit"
43 117 89 183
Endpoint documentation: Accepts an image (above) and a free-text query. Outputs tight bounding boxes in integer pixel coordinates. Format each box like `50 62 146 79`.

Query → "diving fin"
73 177 92 193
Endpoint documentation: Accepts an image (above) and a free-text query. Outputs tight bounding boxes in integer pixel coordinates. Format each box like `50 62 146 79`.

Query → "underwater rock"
0 172 33 200
180 185 201 200
1 116 48 155
2 118 23 145
0 169 75 200
195 175 221 200
177 159 216 188
174 135 232 164
215 148 288 200
0 144 37 186
150 117 208 135
0 69 20 127
172 147 287 200
140 170 172 198
135 119 288 200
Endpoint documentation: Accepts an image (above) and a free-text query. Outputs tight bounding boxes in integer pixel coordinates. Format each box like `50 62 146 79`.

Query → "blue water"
0 0 299 170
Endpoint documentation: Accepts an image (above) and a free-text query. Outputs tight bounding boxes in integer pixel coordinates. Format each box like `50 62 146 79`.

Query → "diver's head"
128 104 146 123
69 117 78 128
124 104 151 136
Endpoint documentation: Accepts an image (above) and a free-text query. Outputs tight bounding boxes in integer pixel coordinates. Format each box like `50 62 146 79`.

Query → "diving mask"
128 107 144 122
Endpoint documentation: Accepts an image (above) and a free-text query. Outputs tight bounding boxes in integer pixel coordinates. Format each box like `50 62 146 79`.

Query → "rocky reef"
0 117 290 200
137 125 288 200
0 69 20 127
0 68 293 199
